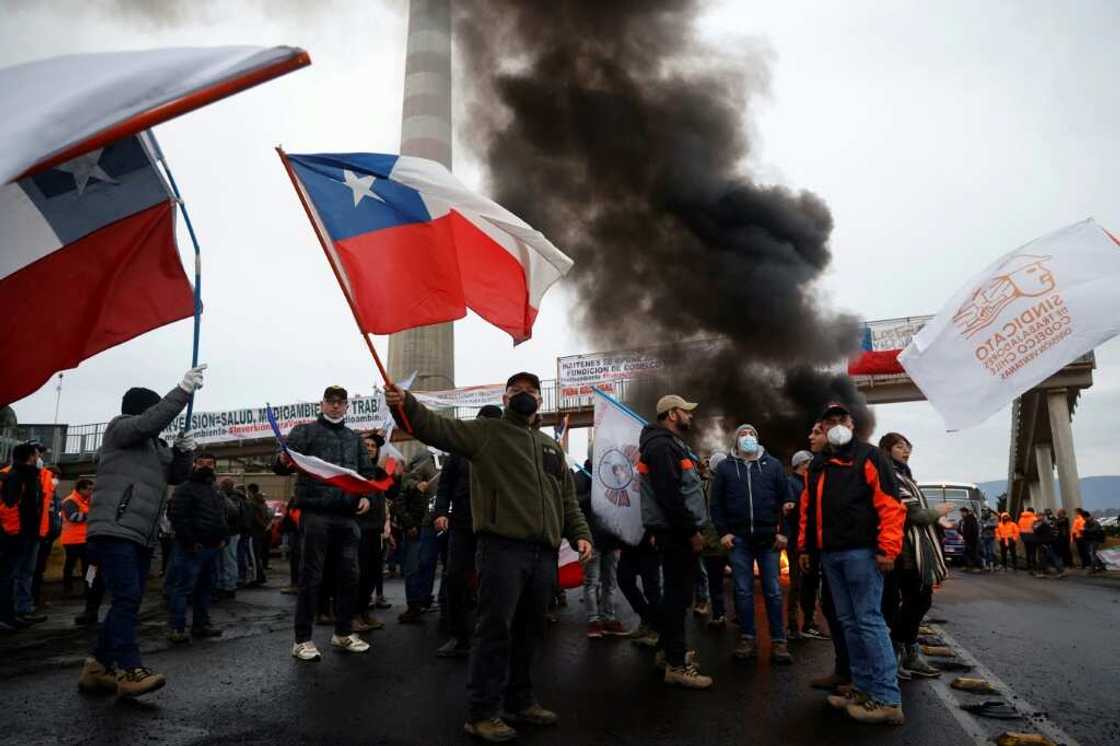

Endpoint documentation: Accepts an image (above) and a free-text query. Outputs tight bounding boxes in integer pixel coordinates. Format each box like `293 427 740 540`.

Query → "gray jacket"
87 387 193 548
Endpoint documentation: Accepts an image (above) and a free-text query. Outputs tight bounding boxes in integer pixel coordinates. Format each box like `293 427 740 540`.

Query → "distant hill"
976 476 1120 511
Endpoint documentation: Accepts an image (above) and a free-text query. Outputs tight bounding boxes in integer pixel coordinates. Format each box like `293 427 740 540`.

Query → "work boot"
191 625 223 639
733 635 757 660
664 663 713 689
435 638 471 658
810 671 851 691
351 616 374 633
358 613 385 630
503 703 559 726
771 640 793 665
902 644 941 678
463 717 518 742
116 667 167 698
167 628 191 644
398 605 423 624
693 600 710 617
894 642 912 681
845 698 905 725
655 649 698 670
77 657 117 695
827 688 867 710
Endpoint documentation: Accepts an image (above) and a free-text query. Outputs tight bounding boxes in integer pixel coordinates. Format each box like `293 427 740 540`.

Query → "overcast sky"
3 0 1117 485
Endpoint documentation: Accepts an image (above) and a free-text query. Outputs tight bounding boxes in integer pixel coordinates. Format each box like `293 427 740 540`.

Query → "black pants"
817 556 850 678
1075 539 1090 569
467 534 556 722
882 566 932 646
702 555 727 620
31 537 55 607
295 513 360 642
1023 536 1038 571
964 541 981 569
356 527 380 614
159 536 174 575
63 544 88 595
618 540 661 628
372 536 384 598
253 534 269 581
1058 536 1074 568
800 553 822 630
652 534 697 667
1000 541 1018 569
445 525 478 643
287 530 301 587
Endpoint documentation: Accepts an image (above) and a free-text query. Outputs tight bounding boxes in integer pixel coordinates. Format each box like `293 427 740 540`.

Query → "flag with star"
0 134 194 406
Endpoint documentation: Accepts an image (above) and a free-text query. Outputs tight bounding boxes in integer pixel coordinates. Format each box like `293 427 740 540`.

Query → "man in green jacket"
386 371 591 743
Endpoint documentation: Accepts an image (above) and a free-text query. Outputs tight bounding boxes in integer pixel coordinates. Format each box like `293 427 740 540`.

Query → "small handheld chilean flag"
266 404 392 494
847 323 906 376
281 151 573 344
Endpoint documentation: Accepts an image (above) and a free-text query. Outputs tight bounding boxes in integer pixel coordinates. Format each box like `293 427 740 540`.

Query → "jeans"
702 555 727 620
467 534 556 721
31 537 54 607
1040 543 1064 573
694 556 709 602
981 537 996 569
729 537 785 642
445 526 478 643
0 535 26 623
401 533 426 606
238 532 255 583
652 533 697 667
583 547 618 622
13 539 39 615
617 540 661 628
295 513 360 642
167 544 221 630
820 566 850 678
418 525 441 605
219 535 240 591
821 548 899 706
87 537 153 671
1022 534 1038 571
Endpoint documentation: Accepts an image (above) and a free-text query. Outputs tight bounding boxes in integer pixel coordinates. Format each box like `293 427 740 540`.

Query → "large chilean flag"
0 135 194 406
283 152 574 344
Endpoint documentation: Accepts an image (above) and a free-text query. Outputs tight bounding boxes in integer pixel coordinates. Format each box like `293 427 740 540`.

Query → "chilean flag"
557 539 584 589
847 323 906 376
282 152 573 344
266 405 393 495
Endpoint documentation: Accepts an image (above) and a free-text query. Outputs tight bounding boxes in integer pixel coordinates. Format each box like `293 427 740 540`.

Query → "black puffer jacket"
434 453 472 529
168 471 227 548
273 416 376 515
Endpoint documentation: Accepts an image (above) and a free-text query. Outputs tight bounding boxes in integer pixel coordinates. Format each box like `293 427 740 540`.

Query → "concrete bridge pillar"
1046 389 1083 513
1033 443 1057 512
1027 480 1042 512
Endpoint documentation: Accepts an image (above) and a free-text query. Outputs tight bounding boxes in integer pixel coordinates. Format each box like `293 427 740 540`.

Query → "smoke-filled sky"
2 0 1118 484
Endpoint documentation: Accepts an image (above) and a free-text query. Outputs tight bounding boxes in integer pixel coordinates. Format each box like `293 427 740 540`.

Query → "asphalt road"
1 568 1116 745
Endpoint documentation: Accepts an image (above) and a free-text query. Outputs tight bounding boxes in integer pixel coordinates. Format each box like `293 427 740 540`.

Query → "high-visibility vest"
0 465 18 536
1018 510 1036 534
61 491 90 545
38 469 55 539
1071 514 1085 540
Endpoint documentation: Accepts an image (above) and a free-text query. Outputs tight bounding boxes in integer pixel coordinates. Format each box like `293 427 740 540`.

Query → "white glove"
179 364 207 394
174 431 197 451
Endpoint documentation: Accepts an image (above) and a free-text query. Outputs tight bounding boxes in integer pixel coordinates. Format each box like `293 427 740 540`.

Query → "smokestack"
457 1 873 455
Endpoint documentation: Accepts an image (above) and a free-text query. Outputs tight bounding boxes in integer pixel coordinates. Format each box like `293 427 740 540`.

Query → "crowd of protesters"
1 366 1115 740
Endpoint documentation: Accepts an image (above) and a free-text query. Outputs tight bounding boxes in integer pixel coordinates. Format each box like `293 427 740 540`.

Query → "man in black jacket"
433 405 503 658
959 507 981 572
275 385 375 661
166 453 226 642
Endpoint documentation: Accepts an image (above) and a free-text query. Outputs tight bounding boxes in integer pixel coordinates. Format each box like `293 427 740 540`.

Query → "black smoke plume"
457 0 873 456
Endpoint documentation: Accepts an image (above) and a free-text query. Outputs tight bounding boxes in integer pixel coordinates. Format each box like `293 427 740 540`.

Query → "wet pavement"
1 567 1116 745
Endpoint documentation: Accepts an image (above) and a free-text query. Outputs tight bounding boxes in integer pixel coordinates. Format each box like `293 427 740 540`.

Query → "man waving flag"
278 150 573 344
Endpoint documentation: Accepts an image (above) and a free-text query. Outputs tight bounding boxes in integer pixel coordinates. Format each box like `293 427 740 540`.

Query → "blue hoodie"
710 450 788 541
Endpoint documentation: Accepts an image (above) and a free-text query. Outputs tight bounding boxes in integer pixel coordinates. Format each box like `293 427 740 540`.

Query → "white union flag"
591 389 647 546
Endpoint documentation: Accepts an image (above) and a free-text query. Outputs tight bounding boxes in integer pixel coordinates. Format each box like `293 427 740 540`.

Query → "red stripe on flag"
847 349 905 376
0 201 193 406
448 210 534 343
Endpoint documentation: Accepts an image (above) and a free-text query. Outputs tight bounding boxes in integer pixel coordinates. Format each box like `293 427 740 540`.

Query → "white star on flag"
343 168 385 207
56 149 118 195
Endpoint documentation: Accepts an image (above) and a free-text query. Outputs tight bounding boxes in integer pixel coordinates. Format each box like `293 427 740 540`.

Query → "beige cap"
656 394 699 416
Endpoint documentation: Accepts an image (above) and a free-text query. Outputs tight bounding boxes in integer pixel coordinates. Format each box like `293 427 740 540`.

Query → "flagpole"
275 146 412 432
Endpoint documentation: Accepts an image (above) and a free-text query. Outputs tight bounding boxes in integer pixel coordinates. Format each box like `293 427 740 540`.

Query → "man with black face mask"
166 452 227 643
385 371 591 743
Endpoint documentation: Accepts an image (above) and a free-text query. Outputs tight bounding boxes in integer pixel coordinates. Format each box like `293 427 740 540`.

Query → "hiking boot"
77 657 117 695
331 633 370 653
771 641 793 665
359 613 385 630
116 667 166 698
586 620 605 638
664 663 713 689
693 600 710 617
192 625 223 639
733 635 757 660
810 671 851 691
291 641 322 661
351 616 374 633
845 698 905 725
655 649 698 670
373 596 392 610
708 616 727 630
902 644 941 678
503 703 559 726
802 625 830 640
601 619 628 636
435 638 471 658
463 717 518 742
827 688 867 710
398 605 423 624
167 628 191 644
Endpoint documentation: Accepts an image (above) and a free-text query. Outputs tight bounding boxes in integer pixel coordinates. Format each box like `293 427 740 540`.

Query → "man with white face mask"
797 402 906 726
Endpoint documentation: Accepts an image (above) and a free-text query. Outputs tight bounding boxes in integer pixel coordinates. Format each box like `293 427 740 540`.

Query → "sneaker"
291 641 322 661
810 671 851 691
707 616 727 630
331 633 370 653
279 585 299 595
664 663 713 689
191 625 223 639
733 635 757 660
827 688 867 710
902 644 941 678
463 717 518 742
435 638 471 658
398 606 423 624
845 698 905 725
503 703 559 725
893 643 911 681
77 657 118 695
586 620 605 639
116 667 166 698
655 649 698 670
771 641 793 665
802 625 830 640
601 619 628 636
693 600 710 617
167 628 191 644
373 597 392 610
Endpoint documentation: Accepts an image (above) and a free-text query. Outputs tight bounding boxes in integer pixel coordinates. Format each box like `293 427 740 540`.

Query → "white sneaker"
330 633 370 653
291 641 322 661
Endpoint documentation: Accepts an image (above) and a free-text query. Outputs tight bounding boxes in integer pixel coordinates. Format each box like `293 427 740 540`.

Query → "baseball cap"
656 394 699 416
791 450 813 469
323 385 348 400
818 401 850 420
505 371 541 391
